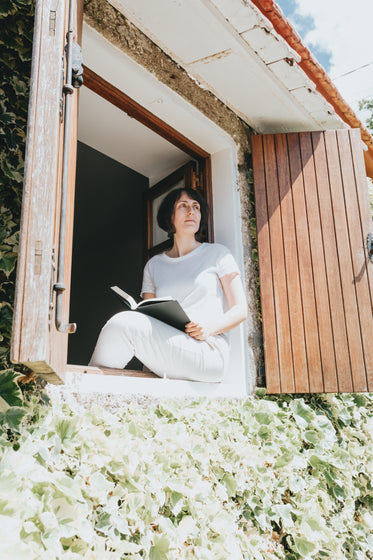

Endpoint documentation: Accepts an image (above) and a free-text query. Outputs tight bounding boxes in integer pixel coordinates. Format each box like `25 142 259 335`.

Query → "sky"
275 0 373 127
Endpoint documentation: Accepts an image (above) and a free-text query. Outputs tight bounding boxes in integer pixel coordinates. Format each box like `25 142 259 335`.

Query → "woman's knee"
105 311 151 335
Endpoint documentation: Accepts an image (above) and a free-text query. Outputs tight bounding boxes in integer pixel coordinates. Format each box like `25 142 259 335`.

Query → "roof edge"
250 0 373 174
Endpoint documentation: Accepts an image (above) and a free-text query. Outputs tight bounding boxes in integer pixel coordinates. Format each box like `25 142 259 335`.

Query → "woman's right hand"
185 321 212 341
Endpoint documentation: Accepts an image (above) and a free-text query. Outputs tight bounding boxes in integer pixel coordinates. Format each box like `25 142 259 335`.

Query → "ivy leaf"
0 369 23 406
290 400 314 427
0 406 26 430
149 535 170 560
293 536 316 557
0 0 15 17
254 412 272 425
0 251 17 276
221 473 237 498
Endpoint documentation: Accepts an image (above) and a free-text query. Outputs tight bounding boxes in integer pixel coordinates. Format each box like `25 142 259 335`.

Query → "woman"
89 187 247 382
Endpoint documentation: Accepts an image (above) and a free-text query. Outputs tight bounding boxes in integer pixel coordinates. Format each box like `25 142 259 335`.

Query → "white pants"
89 311 229 382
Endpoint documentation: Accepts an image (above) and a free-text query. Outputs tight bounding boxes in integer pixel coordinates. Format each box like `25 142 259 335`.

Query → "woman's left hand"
185 321 212 341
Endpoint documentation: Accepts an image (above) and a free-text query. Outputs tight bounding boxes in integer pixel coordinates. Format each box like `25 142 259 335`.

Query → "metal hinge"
70 41 84 89
59 42 83 121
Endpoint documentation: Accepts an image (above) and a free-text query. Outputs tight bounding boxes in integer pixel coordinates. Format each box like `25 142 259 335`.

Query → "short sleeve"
216 246 241 278
140 259 155 297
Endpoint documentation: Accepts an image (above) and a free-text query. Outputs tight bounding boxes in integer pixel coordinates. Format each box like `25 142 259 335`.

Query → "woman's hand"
185 321 212 341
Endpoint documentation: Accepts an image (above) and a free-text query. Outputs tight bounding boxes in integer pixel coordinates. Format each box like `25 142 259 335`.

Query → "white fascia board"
108 0 238 65
267 58 316 91
240 25 301 65
109 0 344 133
186 46 322 133
208 0 271 34
290 87 346 129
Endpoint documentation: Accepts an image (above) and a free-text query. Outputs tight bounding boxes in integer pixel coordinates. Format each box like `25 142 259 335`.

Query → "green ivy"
359 98 373 133
0 0 35 412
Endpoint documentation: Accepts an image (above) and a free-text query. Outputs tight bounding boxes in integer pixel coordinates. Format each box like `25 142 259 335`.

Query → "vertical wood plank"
263 134 295 392
324 130 367 391
252 136 281 393
275 134 308 392
312 132 353 392
287 133 322 392
349 129 373 313
299 132 338 392
338 130 373 389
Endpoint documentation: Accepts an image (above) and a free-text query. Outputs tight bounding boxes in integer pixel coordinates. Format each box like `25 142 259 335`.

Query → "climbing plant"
0 0 36 413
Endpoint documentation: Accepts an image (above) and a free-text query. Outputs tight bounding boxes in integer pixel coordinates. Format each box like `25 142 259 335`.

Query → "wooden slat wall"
252 129 373 393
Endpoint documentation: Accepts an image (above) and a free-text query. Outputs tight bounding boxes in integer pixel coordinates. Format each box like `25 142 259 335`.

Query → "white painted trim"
64 372 247 398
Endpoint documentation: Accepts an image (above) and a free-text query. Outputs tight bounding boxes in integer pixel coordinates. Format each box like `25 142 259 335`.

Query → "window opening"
67 69 212 376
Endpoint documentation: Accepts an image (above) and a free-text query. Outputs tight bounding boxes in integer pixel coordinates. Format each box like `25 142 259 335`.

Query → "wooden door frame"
83 66 213 240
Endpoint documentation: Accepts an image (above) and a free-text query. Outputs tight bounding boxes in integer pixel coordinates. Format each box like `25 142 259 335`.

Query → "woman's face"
171 192 201 236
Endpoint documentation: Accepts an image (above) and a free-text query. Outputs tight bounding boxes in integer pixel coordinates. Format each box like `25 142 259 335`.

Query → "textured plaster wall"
83 0 264 381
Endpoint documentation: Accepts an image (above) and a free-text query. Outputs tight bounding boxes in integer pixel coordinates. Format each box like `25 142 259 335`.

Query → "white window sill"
63 369 247 398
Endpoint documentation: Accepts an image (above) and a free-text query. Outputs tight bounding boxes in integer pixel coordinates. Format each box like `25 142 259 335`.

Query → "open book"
110 286 190 332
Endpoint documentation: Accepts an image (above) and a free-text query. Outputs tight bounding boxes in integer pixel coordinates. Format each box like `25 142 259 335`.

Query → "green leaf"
0 369 23 406
149 535 170 560
247 168 254 184
274 449 294 468
290 400 314 426
0 406 26 429
304 430 320 444
254 412 272 425
293 536 316 557
0 0 15 16
0 251 17 276
221 473 237 498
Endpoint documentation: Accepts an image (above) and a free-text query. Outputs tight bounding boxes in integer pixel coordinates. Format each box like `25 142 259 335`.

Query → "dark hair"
157 187 209 241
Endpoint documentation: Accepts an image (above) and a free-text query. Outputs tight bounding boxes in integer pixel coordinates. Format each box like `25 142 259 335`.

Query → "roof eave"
250 0 373 178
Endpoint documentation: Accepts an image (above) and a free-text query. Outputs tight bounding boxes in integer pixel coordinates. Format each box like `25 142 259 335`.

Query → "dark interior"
67 141 149 366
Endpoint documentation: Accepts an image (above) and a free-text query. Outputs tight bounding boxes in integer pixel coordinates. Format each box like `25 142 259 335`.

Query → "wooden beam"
83 66 210 160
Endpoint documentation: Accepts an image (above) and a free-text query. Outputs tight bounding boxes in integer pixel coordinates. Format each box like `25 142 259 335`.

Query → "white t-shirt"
141 243 241 341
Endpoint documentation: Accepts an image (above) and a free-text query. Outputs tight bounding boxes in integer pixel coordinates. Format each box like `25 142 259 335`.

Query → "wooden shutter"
11 0 83 382
252 129 373 393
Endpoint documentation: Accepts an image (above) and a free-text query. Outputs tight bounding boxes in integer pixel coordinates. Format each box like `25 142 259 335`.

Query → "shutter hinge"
69 41 84 89
60 42 83 121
